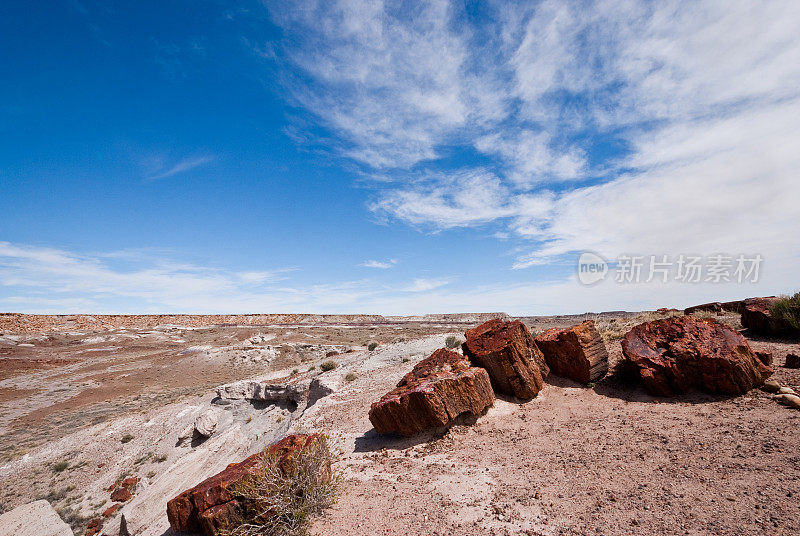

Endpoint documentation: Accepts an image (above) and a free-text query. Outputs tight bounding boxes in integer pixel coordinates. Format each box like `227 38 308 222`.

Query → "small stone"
194 409 219 438
760 380 781 393
777 387 797 395
110 488 132 502
774 393 800 409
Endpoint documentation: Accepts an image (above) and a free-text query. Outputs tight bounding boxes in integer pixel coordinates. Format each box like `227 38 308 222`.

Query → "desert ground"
0 310 798 536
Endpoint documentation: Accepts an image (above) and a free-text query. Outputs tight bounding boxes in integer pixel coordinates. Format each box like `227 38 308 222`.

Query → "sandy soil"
0 311 798 536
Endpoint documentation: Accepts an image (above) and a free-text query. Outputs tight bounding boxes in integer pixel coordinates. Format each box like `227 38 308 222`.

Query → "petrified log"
534 320 608 384
740 297 784 336
621 316 772 396
462 319 548 399
368 348 494 437
167 434 324 535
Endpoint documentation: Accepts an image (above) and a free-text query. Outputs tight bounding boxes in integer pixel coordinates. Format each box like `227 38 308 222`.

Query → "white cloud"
372 169 525 229
146 155 215 181
264 0 800 295
475 130 586 185
403 278 451 293
263 0 506 169
360 259 397 269
0 241 794 315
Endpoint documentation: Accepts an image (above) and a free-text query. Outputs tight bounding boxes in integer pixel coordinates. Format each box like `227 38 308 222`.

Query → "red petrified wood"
369 348 494 437
740 297 785 336
621 316 772 396
167 434 325 535
535 320 609 384
462 319 548 399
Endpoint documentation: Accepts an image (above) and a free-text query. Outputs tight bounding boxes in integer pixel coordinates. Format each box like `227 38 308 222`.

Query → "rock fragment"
462 319 548 399
166 434 326 535
534 320 608 384
621 316 772 396
369 348 494 436
194 409 219 438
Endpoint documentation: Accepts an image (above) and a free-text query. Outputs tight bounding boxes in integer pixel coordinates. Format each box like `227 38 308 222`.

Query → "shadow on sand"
353 405 493 453
589 361 737 405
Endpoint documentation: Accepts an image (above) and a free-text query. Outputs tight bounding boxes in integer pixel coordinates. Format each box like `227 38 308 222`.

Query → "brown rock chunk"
110 487 132 502
121 477 139 490
102 504 120 518
685 300 743 316
534 320 609 384
741 297 784 335
785 353 800 368
462 319 548 399
368 348 494 437
621 315 772 396
85 518 103 536
198 500 242 536
166 434 324 535
755 351 773 367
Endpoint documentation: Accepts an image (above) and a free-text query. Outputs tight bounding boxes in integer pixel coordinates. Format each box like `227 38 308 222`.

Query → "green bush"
367 342 378 351
444 335 462 349
320 361 337 372
225 435 340 536
52 461 69 473
344 372 357 382
770 292 800 332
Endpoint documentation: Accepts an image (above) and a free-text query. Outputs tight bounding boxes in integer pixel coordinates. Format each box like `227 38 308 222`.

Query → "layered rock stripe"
535 320 609 384
368 348 494 437
167 434 325 535
462 319 548 400
622 316 772 397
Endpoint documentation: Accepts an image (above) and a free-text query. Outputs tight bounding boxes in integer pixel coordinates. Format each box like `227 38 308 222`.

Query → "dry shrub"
444 335 462 349
594 310 683 343
224 435 340 536
690 310 743 330
770 292 800 333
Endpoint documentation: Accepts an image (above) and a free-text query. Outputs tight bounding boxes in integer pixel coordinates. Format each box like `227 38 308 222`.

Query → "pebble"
774 393 800 409
777 386 796 395
761 380 781 393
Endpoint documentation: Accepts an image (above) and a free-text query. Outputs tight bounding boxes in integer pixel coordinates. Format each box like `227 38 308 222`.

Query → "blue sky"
1 1 799 315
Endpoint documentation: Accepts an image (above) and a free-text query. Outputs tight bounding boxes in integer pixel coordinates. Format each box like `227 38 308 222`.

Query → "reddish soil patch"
0 358 77 380
0 387 40 403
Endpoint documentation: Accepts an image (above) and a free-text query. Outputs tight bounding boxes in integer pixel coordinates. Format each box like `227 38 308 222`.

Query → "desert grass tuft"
222 435 340 536
770 292 800 333
444 335 463 349
319 361 337 372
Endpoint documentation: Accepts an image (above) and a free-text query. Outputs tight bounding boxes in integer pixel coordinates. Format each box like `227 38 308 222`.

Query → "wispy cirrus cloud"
360 259 397 269
262 0 800 290
0 241 792 315
145 155 216 181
